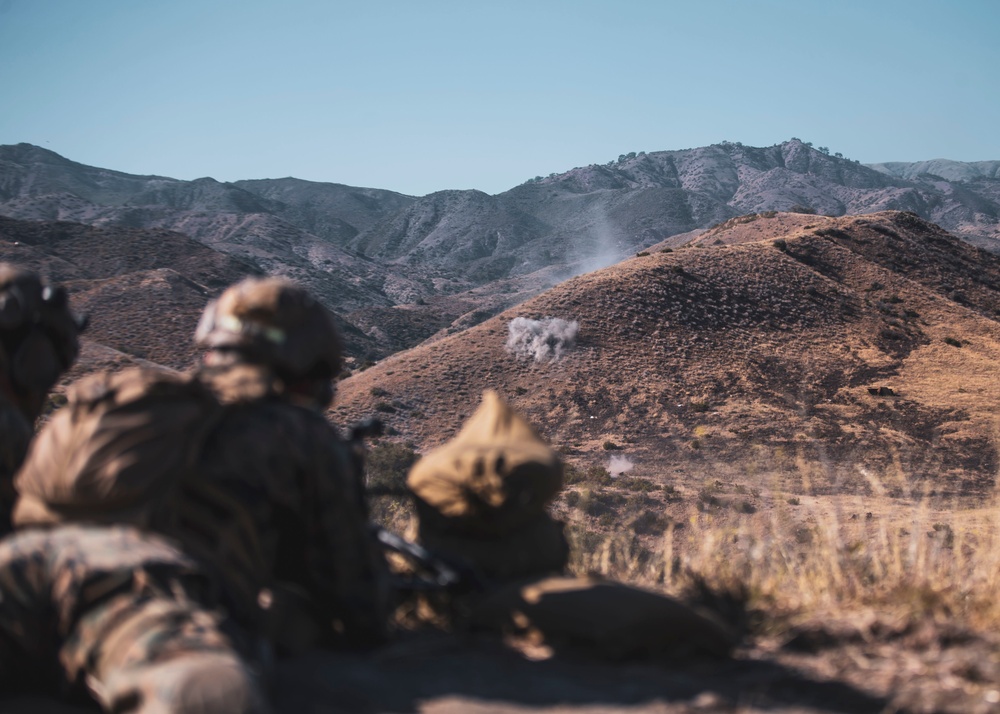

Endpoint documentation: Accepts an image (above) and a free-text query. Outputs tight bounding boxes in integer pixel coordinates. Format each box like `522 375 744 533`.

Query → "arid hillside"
6 210 1000 713
0 216 385 385
4 141 1000 359
334 211 1000 498
0 216 262 375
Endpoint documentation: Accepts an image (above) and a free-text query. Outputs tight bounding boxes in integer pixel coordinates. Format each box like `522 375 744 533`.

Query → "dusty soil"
6 622 999 713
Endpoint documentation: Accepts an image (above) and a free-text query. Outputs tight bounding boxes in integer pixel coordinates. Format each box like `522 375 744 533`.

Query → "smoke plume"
608 454 634 476
505 317 579 362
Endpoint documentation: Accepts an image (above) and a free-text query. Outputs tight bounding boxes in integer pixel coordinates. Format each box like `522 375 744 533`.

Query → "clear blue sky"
1 0 997 196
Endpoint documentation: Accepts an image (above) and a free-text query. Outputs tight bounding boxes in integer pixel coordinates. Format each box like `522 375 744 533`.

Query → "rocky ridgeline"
2 140 999 362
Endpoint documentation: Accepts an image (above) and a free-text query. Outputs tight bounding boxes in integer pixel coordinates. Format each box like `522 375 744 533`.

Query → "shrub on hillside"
618 477 658 493
366 442 419 494
564 464 613 487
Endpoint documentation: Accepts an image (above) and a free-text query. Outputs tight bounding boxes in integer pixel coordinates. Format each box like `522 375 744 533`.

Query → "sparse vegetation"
365 441 419 494
943 336 963 348
697 486 719 507
565 469 1000 654
618 477 658 493
336 209 1000 710
631 510 670 535
563 463 613 487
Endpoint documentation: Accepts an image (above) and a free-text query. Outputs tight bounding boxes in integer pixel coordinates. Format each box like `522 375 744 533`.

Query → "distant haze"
0 0 997 195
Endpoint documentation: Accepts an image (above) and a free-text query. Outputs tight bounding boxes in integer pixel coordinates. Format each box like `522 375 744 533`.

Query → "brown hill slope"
334 211 1000 497
0 216 384 367
0 216 260 374
0 215 255 287
67 269 214 370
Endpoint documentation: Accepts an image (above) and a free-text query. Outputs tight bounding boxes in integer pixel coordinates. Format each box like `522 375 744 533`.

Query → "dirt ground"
6 622 1000 714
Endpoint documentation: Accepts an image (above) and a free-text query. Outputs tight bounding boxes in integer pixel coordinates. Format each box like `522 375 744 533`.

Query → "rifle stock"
375 526 485 594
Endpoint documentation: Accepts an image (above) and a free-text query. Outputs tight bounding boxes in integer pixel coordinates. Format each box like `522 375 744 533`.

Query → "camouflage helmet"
0 263 85 395
195 277 342 379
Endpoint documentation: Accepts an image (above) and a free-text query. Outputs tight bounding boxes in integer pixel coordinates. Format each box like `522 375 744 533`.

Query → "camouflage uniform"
0 392 32 534
158 363 388 648
0 264 84 534
407 391 736 660
0 524 265 713
6 278 388 710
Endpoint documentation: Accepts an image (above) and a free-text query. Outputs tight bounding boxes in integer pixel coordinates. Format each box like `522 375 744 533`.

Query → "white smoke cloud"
578 208 623 275
505 317 579 362
608 454 634 476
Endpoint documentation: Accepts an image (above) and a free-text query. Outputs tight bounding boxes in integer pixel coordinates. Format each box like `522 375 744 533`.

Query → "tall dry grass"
567 467 1000 631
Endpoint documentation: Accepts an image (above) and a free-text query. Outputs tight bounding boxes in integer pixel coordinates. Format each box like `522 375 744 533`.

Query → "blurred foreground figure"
2 277 388 712
407 390 736 660
0 264 83 535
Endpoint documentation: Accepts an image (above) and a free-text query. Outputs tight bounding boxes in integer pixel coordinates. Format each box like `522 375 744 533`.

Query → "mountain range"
3 138 1000 486
2 140 999 361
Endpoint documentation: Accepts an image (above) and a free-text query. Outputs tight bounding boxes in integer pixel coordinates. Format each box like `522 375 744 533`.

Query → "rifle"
348 417 485 596
375 526 485 594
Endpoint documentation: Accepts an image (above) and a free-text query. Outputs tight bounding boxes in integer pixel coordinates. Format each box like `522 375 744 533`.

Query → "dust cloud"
609 454 634 476
505 317 579 362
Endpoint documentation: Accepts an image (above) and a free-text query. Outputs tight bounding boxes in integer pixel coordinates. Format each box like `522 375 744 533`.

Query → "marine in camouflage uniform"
406 391 736 661
0 264 83 534
0 524 264 712
4 277 388 712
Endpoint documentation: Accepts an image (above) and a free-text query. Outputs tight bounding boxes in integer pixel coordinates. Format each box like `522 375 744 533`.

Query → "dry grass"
566 465 1000 634
373 440 1000 634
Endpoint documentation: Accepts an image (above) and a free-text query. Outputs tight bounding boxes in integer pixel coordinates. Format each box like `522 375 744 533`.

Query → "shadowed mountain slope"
4 140 999 291
4 141 999 362
233 176 415 243
870 159 1000 183
334 211 1000 496
0 215 256 288
0 144 422 319
0 216 380 372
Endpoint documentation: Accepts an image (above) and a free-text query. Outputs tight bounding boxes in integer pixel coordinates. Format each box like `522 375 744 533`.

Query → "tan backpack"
14 367 222 527
469 575 737 660
407 390 564 538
